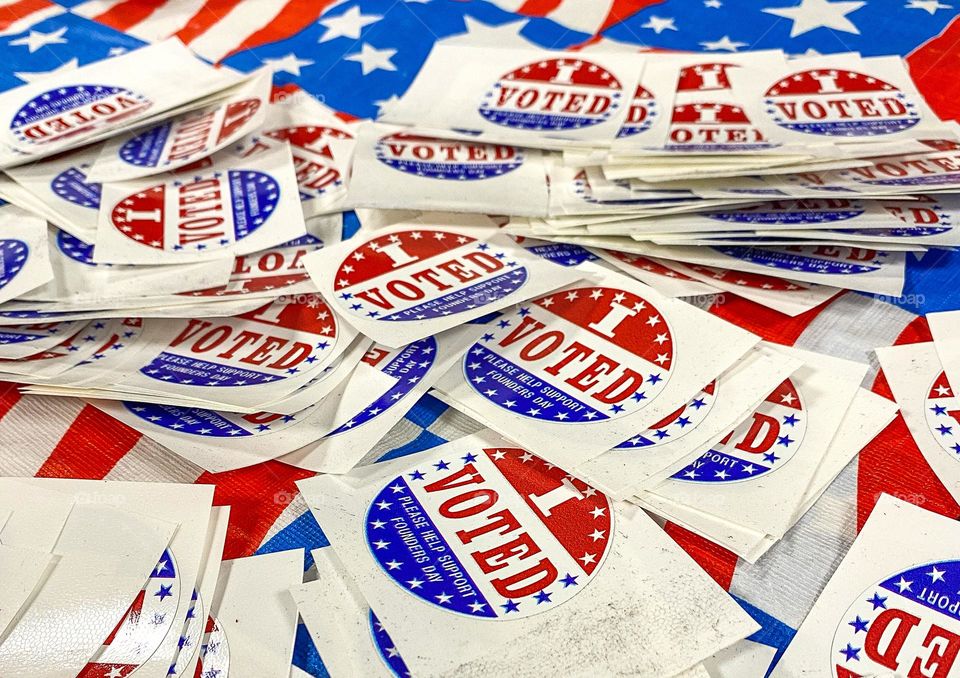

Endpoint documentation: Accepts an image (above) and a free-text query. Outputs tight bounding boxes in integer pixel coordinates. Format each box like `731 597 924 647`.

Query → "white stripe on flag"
120 0 208 43
0 396 83 477
0 4 64 36
487 0 531 12
186 0 290 63
70 0 125 19
548 0 615 35
104 437 204 484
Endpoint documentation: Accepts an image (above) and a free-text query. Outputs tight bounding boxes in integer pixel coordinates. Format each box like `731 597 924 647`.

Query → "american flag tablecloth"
3 0 960 674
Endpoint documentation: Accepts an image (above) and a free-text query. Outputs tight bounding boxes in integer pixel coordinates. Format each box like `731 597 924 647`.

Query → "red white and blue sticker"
0 321 77 352
51 161 100 210
108 169 280 254
617 84 658 138
73 318 144 370
465 285 674 423
830 560 960 676
182 233 323 297
707 199 865 225
871 196 953 236
122 402 309 438
376 132 524 180
712 246 888 275
0 239 29 289
924 371 960 460
479 58 623 132
330 229 528 322
167 589 203 677
365 446 613 618
668 102 773 151
763 69 921 137
686 264 812 291
138 295 339 387
195 615 229 678
517 238 597 267
56 230 104 267
672 378 805 483
77 549 180 678
118 98 261 170
370 610 409 677
10 84 151 147
324 337 438 437
615 381 717 450
262 124 353 207
838 153 960 188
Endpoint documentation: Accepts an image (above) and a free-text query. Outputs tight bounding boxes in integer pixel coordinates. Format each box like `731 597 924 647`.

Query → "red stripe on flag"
0 0 51 30
664 522 738 589
224 0 337 60
908 16 960 122
195 460 315 560
598 0 665 33
91 0 166 33
517 0 563 17
708 292 838 346
175 0 245 46
0 382 22 423
35 405 143 479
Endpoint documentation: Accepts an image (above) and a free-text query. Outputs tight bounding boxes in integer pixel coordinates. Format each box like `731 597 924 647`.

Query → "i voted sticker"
707 199 865 225
608 252 702 282
519 240 596 267
0 239 29 288
183 233 323 297
672 378 805 483
331 229 527 322
764 69 921 137
365 446 613 618
687 264 812 291
713 246 888 275
678 62 737 93
263 124 353 204
617 84 658 138
122 402 309 438
51 162 100 209
370 611 408 678
669 102 772 151
479 58 623 132
118 97 261 170
78 550 180 678
840 155 960 188
375 133 524 180
10 84 151 147
465 285 674 423
924 371 960 460
107 169 280 253
830 560 960 676
138 295 339 387
615 382 716 450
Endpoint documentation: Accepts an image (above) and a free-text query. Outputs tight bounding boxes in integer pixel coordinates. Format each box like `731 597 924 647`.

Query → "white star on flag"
763 0 865 37
642 16 677 34
906 0 953 12
10 27 67 53
346 43 398 75
700 35 748 51
263 53 314 76
318 6 382 42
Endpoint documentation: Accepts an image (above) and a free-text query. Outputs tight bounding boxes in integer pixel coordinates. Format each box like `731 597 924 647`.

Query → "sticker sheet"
0 319 84 360
88 69 271 182
436 264 758 469
304 219 581 348
772 495 960 677
297 431 759 677
591 248 720 298
0 206 53 305
348 123 550 216
94 141 306 264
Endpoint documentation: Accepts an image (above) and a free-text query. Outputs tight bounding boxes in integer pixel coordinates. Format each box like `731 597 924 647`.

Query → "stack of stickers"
0 477 305 678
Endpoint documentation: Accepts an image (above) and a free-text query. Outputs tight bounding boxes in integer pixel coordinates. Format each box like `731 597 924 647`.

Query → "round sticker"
10 84 151 146
119 98 261 169
465 285 674 423
831 560 960 676
617 84 658 138
366 446 613 618
615 381 717 450
108 168 280 253
167 589 203 677
668 102 772 151
370 611 409 677
78 549 180 677
707 199 865 225
519 240 596 267
0 239 28 288
138 295 340 387
686 264 812 291
0 321 76 347
332 229 528 322
51 162 101 209
124 402 311 437
479 58 623 131
264 124 353 202
183 233 324 297
712 246 887 275
763 69 921 137
375 132 524 180
673 378 806 483
325 337 438 437
14 317 114 366
77 318 145 368
924 371 960 460
195 616 229 678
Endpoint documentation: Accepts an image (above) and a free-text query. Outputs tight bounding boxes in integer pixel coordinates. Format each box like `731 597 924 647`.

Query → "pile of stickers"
2 40 960 677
